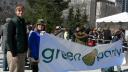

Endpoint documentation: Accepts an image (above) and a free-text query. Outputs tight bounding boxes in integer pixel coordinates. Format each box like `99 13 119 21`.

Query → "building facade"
115 0 128 12
69 0 119 27
97 0 119 18
121 0 128 12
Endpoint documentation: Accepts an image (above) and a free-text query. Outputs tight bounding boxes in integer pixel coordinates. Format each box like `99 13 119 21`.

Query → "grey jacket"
0 18 11 53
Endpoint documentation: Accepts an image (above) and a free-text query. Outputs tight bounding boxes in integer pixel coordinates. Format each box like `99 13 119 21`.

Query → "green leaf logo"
82 49 97 66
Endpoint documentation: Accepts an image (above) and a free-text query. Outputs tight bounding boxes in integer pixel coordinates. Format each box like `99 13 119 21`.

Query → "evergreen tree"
67 7 75 28
75 8 81 25
25 0 70 33
67 7 88 29
80 11 88 27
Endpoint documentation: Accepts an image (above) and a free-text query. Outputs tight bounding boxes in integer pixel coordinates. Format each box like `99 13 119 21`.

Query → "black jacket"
7 16 28 57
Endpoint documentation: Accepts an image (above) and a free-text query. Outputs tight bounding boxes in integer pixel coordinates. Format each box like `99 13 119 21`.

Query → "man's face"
15 7 24 17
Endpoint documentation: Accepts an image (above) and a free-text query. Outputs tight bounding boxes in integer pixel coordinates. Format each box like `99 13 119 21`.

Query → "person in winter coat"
7 4 28 72
0 18 11 71
28 19 46 72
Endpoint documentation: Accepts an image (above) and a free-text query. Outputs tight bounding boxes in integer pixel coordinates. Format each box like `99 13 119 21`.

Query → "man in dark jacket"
0 18 11 71
103 28 112 44
101 28 113 72
7 4 28 72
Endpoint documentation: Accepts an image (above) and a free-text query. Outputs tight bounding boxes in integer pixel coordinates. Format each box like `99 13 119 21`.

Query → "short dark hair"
16 4 24 10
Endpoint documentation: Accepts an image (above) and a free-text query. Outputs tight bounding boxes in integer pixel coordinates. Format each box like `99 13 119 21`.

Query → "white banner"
39 33 126 72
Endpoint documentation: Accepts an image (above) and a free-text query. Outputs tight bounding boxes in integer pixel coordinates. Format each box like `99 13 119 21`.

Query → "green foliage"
68 7 74 21
80 11 88 27
25 0 70 33
67 7 75 28
75 8 81 23
67 7 88 29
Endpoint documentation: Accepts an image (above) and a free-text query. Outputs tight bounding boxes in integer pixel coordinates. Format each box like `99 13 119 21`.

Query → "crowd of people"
0 3 126 72
51 25 125 46
51 25 125 72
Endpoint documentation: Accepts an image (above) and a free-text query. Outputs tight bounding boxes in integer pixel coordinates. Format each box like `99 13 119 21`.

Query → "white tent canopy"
96 12 128 23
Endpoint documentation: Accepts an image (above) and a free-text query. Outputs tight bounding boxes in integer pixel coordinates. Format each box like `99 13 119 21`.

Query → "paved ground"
0 46 128 72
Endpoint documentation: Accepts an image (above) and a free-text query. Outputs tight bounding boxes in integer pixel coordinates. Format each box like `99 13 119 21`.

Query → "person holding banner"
28 19 46 72
101 29 124 72
74 26 88 45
